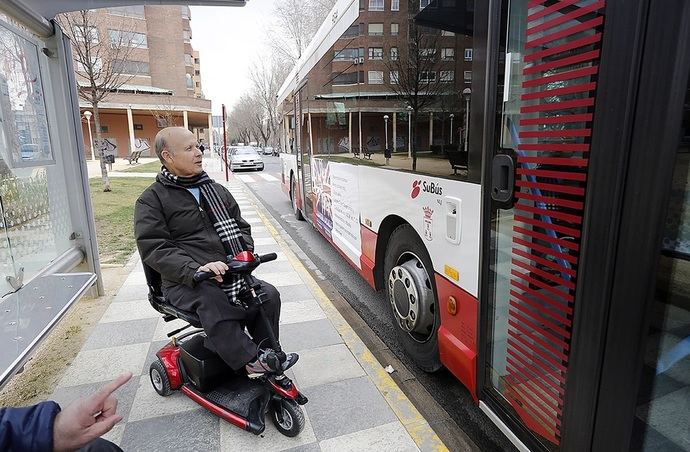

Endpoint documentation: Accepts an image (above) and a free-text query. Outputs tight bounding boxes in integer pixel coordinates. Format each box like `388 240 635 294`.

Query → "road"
233 155 515 452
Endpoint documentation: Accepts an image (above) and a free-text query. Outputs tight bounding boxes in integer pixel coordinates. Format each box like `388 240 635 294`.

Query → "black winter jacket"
134 175 253 287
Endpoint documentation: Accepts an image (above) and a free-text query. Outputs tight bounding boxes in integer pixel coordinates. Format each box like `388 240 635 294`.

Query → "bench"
126 150 143 164
0 271 96 388
447 151 468 175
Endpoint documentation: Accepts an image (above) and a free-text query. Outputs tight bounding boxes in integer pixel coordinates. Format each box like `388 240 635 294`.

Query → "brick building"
75 5 213 160
278 0 474 160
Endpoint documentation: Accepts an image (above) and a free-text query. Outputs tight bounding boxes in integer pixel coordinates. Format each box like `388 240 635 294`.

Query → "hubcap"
276 406 293 430
387 252 435 342
151 368 163 392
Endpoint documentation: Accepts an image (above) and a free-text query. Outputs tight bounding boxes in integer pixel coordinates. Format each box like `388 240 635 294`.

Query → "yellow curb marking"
254 207 448 452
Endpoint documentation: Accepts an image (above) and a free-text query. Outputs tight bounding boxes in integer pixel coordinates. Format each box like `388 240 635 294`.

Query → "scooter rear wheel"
272 399 305 437
150 360 173 396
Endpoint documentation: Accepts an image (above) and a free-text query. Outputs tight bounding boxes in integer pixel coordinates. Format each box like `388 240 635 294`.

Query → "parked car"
262 146 274 156
229 147 264 172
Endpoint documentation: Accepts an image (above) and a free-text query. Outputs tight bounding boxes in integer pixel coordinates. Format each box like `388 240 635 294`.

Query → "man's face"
162 129 203 177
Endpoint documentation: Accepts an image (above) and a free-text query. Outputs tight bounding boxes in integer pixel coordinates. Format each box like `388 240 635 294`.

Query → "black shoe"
281 352 299 371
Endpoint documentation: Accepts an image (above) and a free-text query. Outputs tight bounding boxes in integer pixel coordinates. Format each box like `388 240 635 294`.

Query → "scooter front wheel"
150 360 173 396
272 399 305 437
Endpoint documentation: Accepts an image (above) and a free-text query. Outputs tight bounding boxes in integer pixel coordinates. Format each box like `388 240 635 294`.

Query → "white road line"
258 173 279 182
236 175 255 183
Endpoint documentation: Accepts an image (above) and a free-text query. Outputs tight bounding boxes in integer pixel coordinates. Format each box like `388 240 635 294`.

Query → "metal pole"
450 114 454 145
464 98 470 154
408 111 412 158
85 113 94 160
222 104 228 181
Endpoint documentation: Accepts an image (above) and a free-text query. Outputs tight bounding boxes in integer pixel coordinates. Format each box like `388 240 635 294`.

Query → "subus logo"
411 180 422 198
411 180 443 198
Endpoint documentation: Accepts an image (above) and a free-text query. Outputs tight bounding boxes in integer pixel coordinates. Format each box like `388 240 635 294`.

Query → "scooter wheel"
272 399 305 437
149 360 173 396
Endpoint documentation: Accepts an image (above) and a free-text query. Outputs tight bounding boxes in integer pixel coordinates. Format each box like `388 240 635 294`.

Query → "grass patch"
122 161 162 173
90 177 154 264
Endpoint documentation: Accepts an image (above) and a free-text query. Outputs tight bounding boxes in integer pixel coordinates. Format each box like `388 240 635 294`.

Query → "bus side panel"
436 274 478 401
357 167 482 298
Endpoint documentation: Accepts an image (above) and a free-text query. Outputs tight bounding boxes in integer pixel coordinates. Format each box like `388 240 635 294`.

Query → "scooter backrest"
142 262 163 297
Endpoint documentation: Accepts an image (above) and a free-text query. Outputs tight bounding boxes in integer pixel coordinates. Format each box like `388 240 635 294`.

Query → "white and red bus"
278 0 690 451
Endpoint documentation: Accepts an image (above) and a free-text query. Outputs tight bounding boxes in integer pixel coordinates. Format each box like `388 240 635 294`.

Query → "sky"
190 1 280 115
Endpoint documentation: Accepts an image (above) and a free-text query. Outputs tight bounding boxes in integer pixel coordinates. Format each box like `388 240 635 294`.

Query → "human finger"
88 373 132 409
205 262 223 275
212 261 227 274
88 414 123 439
98 396 118 419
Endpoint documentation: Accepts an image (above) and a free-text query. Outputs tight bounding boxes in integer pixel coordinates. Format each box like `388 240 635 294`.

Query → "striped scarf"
160 167 247 305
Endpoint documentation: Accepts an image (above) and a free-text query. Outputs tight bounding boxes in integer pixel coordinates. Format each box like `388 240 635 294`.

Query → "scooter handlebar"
192 253 277 283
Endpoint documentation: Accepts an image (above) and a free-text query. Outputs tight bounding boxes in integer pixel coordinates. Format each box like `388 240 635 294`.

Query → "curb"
222 174 449 452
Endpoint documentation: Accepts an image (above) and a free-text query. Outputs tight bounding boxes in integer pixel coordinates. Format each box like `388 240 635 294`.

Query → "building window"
441 30 455 36
113 60 150 75
420 71 436 83
134 124 144 130
76 57 103 73
186 73 193 89
439 70 454 82
99 125 109 133
464 70 472 82
195 70 200 75
419 48 437 60
107 6 145 18
420 0 431 8
332 71 360 85
74 25 99 44
195 82 200 87
390 47 399 61
441 48 455 61
368 47 384 60
334 48 359 61
185 54 193 66
390 71 399 84
369 0 384 11
391 23 399 36
180 5 190 18
368 23 384 36
109 30 147 48
464 48 473 61
341 24 360 38
194 58 200 64
183 30 191 43
368 70 384 84
392 0 400 10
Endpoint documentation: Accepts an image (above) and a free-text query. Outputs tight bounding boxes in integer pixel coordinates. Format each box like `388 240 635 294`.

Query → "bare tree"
249 56 290 148
149 95 181 129
270 0 337 63
57 11 139 191
384 6 449 171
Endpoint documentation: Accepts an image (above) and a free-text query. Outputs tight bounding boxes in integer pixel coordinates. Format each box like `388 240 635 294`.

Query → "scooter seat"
148 293 202 328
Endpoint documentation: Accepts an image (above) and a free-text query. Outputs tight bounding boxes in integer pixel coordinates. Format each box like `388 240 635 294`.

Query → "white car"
262 146 274 156
229 147 264 172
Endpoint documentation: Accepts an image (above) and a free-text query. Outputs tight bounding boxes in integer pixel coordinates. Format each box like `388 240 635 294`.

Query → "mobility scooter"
143 251 308 437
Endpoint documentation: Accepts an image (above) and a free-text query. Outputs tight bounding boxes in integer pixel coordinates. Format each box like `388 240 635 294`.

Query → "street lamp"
383 114 390 165
449 113 455 145
406 105 413 159
462 88 471 154
83 110 95 160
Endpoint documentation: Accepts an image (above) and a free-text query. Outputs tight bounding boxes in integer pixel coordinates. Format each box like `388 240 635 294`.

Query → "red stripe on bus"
520 97 595 113
513 235 580 265
511 269 574 302
526 33 602 63
511 257 576 291
527 0 580 22
518 143 589 152
505 370 563 415
526 17 604 49
509 310 571 356
514 214 582 238
519 130 591 139
515 180 585 197
513 247 577 277
517 155 589 166
510 280 574 316
524 50 600 75
527 1 605 36
507 330 568 380
510 288 573 326
513 225 580 251
515 202 584 224
515 191 584 210
522 66 599 88
522 82 597 101
506 341 567 393
504 375 562 427
520 113 593 126
510 297 573 337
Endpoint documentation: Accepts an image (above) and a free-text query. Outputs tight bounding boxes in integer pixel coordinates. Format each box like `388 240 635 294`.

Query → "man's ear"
161 147 173 162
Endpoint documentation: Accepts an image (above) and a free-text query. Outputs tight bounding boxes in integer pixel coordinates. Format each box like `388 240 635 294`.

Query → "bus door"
478 0 606 450
295 85 314 219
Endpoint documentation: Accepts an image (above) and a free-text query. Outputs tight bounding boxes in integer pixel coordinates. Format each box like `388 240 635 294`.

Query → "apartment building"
75 5 213 160
280 0 474 157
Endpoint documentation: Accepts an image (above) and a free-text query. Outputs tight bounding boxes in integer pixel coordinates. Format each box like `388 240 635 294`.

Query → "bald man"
134 127 297 377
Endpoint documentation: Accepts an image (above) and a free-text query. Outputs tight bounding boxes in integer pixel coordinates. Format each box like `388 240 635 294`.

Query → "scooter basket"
180 334 232 392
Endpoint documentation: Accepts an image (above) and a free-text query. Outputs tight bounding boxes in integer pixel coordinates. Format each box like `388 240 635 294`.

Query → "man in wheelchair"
134 127 298 378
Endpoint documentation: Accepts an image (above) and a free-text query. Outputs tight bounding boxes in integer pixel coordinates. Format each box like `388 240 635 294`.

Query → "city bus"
278 0 690 450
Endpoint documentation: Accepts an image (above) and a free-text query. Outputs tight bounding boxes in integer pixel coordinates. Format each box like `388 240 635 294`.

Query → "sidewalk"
51 156 448 451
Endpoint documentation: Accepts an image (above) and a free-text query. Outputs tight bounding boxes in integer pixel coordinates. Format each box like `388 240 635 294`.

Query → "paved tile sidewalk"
51 156 447 451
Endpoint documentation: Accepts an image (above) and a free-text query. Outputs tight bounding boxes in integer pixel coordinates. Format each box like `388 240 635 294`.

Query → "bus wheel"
384 224 442 372
290 175 304 221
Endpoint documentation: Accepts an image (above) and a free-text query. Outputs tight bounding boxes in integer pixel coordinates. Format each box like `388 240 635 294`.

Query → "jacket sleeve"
221 186 254 251
0 401 61 451
134 196 201 287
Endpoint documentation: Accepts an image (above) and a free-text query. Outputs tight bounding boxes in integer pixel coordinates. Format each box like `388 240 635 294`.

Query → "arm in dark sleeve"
0 401 61 451
223 188 254 251
134 198 201 287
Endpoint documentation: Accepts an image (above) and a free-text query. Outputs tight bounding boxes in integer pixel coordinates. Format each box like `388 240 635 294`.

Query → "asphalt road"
234 155 515 452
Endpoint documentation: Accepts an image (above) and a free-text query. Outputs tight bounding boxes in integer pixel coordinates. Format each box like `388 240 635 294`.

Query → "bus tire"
290 174 304 221
383 224 442 373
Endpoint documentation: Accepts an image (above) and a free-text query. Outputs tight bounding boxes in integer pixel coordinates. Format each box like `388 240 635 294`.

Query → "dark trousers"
79 438 122 451
162 279 281 370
